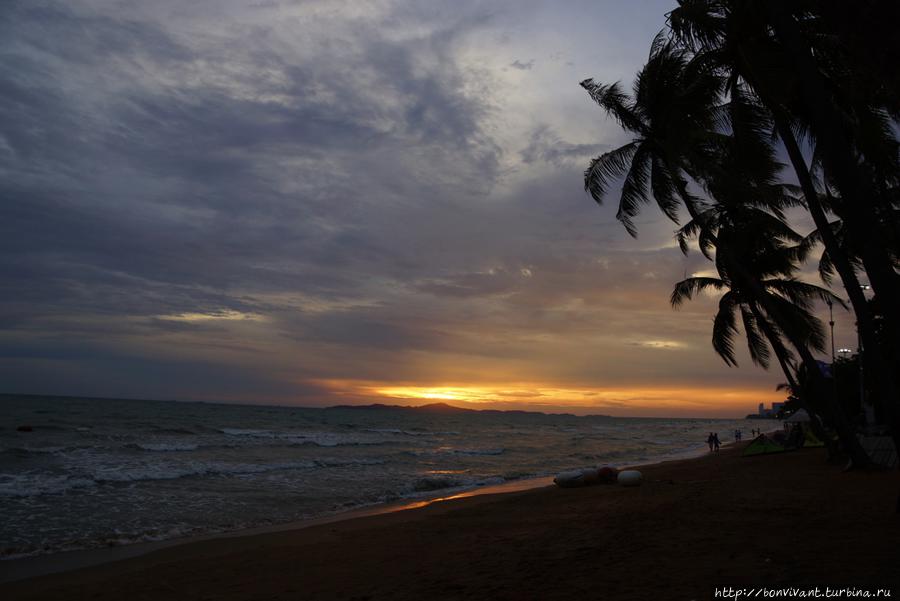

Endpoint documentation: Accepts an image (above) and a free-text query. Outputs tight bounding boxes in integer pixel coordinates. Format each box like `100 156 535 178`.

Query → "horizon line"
0 391 761 420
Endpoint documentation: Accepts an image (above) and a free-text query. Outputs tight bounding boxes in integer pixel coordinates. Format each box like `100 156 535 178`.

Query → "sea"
0 394 755 560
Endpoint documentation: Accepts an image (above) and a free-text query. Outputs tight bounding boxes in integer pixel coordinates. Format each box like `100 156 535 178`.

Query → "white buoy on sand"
553 470 586 488
617 469 643 487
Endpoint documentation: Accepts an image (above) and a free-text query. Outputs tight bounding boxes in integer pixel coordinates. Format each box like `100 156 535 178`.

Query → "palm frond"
616 145 652 236
579 80 645 134
584 142 638 205
740 304 771 368
670 276 725 307
712 291 740 366
764 278 847 311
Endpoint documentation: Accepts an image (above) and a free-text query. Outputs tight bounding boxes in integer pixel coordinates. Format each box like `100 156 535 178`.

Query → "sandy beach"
4 443 899 600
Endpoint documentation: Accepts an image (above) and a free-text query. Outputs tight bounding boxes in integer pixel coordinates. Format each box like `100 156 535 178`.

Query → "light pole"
856 285 871 425
826 298 838 402
826 298 836 365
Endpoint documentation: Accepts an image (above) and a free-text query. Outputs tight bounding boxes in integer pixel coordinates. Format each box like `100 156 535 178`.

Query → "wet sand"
5 444 900 600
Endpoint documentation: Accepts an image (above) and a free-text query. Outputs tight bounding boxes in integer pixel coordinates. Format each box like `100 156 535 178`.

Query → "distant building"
751 402 784 419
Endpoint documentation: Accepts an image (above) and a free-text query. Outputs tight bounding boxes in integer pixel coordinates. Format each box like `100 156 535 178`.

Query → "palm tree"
670 206 870 466
579 8 884 467
667 0 900 451
580 39 721 233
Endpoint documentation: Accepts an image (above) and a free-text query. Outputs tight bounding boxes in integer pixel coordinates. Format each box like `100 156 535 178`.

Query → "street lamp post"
826 298 838 403
857 285 871 426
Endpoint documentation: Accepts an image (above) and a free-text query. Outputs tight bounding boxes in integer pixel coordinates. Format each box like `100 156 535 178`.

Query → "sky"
0 0 862 417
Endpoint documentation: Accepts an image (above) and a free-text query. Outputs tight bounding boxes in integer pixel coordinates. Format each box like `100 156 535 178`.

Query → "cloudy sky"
0 0 857 416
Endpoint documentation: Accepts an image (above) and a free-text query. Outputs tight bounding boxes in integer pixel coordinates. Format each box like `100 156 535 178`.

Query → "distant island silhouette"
325 402 603 418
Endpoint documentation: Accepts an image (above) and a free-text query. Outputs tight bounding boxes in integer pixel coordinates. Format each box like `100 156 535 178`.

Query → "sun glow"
324 382 780 417
374 387 488 403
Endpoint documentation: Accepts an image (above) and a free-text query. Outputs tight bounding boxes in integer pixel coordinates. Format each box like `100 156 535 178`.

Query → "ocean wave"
4 446 69 455
1 445 101 457
411 475 467 492
312 458 386 468
0 455 393 497
362 428 429 437
0 473 96 498
453 448 505 456
408 474 505 494
219 428 275 437
128 443 200 452
89 460 320 483
220 428 394 447
152 427 199 435
408 447 505 457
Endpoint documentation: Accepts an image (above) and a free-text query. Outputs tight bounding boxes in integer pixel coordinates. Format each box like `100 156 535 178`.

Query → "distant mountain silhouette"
326 402 588 417
327 402 474 413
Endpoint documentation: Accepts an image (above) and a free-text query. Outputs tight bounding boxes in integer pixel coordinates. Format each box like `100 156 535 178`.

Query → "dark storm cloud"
0 1 500 332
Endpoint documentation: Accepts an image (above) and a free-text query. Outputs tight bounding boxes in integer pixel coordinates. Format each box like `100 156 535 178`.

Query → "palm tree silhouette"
670 196 869 465
580 39 721 234
666 0 900 464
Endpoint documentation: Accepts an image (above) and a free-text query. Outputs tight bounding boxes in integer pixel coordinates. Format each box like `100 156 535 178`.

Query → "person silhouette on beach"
707 432 715 452
713 433 721 452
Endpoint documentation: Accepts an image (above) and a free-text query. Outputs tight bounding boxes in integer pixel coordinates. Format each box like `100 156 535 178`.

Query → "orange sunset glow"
306 381 784 417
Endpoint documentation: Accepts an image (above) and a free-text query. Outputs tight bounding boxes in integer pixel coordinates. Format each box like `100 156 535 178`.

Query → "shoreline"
6 442 899 599
0 441 725 584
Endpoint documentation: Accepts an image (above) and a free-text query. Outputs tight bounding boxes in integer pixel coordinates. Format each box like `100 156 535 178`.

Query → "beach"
5 444 899 600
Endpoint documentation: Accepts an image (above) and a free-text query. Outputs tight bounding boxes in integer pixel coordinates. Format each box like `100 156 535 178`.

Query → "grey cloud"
0 0 501 321
520 125 608 166
510 59 534 70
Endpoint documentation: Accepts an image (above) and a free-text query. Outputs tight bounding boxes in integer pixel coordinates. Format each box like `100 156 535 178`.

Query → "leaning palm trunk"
765 4 900 495
764 4 900 373
726 10 900 438
772 114 900 429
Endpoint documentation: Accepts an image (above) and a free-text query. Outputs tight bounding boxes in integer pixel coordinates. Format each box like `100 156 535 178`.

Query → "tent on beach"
742 434 787 456
783 410 826 447
803 428 825 448
784 409 810 423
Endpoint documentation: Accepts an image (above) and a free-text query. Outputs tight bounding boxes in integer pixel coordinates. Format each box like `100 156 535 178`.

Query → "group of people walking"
707 432 721 452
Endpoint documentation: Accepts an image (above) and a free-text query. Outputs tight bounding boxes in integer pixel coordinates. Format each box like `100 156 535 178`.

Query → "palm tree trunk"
766 4 900 496
774 117 900 431
765 3 900 385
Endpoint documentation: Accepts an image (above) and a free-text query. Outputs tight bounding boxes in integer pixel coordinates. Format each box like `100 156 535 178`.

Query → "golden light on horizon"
310 380 785 417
